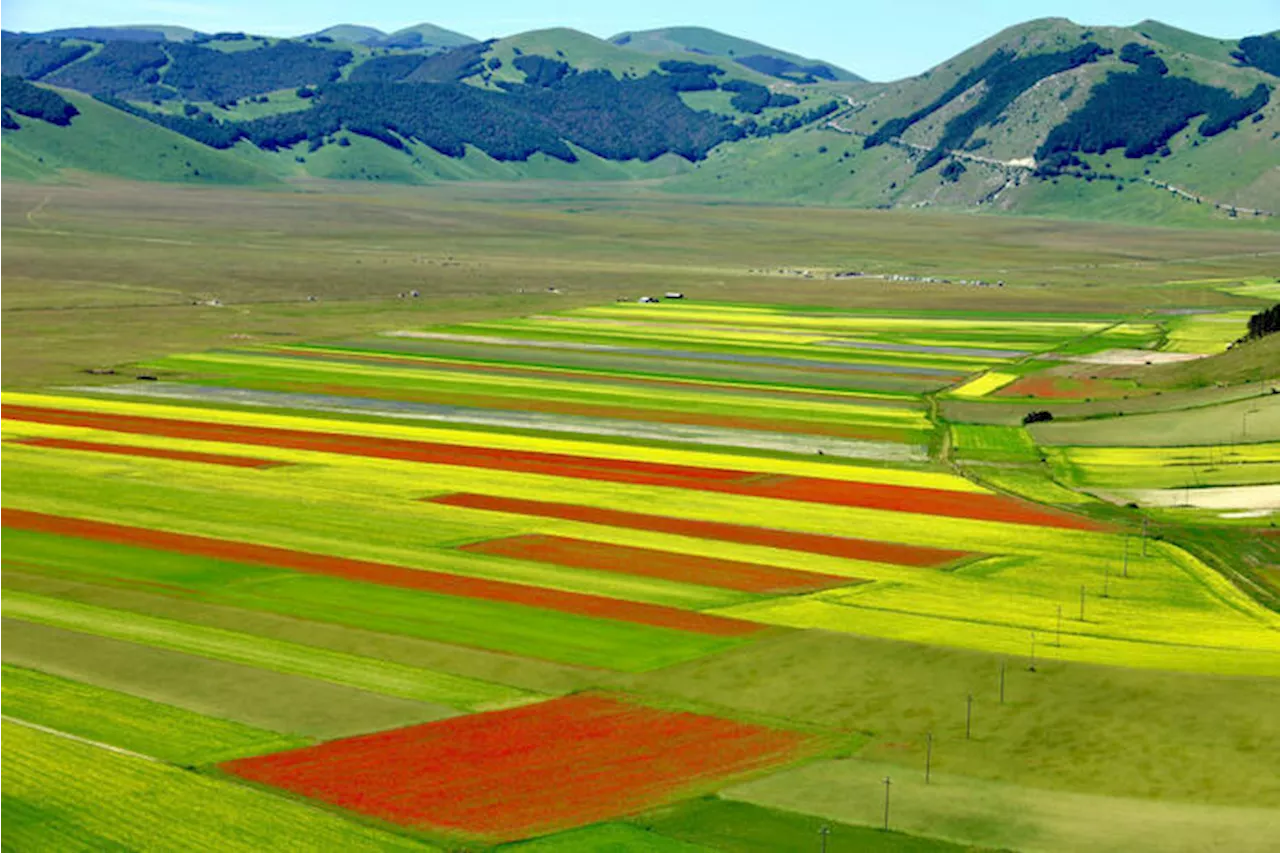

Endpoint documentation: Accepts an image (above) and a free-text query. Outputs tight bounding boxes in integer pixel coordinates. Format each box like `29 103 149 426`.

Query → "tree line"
1246 304 1280 340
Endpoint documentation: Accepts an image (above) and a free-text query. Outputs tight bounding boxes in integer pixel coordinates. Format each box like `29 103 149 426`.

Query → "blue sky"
3 1 1276 80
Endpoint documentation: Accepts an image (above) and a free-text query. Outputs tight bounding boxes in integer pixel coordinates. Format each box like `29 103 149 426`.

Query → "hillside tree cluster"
1038 70 1270 160
865 43 1111 173
2 75 79 126
1246 304 1280 340
1232 35 1280 77
0 37 92 79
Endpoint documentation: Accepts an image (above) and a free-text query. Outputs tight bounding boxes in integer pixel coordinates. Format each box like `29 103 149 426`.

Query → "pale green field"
1162 311 1254 353
725 758 1280 853
1031 395 1280 447
2 665 307 765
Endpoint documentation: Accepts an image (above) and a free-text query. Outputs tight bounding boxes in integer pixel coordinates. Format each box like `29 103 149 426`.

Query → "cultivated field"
3 181 1279 851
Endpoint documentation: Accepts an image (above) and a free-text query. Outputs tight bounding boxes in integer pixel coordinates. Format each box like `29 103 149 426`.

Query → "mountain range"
2 19 1276 224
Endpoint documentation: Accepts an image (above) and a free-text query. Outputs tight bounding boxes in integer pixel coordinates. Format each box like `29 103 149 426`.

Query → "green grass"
1 665 306 764
1031 394 1280 446
2 89 276 185
502 823 712 851
633 798 979 852
1 526 744 672
1046 447 1280 490
965 465 1093 505
949 425 1040 463
1142 334 1280 388
3 618 453 739
619 630 1280 807
1163 311 1255 354
3 569 598 696
2 721 438 851
725 757 1280 853
609 26 860 81
2 589 537 710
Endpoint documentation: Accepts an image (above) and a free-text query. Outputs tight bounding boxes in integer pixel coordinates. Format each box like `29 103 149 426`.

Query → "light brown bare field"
5 179 1279 388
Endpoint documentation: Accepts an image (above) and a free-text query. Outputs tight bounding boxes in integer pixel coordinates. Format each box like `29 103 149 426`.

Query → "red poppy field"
431 493 974 566
10 436 288 469
462 534 855 593
220 693 819 841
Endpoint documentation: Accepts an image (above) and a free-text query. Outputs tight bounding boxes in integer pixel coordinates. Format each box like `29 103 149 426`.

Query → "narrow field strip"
221 693 820 842
3 715 162 763
9 436 289 469
277 346 913 403
1 509 764 638
3 590 534 711
430 494 973 567
159 350 929 426
2 665 309 765
76 382 922 461
217 378 922 442
4 404 1095 529
3 618 458 739
383 330 967 378
461 535 857 594
5 722 437 852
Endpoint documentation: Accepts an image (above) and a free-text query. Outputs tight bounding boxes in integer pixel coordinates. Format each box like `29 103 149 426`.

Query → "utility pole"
925 731 933 784
965 693 973 739
1103 565 1110 598
1142 518 1149 557
1000 660 1007 701
883 776 892 831
1028 632 1037 672
819 824 830 853
1056 604 1063 647
1122 536 1130 579
1079 584 1086 621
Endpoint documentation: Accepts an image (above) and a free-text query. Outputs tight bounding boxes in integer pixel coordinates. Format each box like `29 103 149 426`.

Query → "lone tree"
1022 410 1053 425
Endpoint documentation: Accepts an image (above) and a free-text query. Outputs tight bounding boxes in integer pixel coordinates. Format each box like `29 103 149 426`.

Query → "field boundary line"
2 714 161 763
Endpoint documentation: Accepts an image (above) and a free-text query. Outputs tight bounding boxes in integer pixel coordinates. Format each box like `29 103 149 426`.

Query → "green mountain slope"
1 18 1274 226
381 23 478 50
300 25 388 45
610 26 863 82
1 88 277 184
13 24 199 42
1130 19 1240 64
819 18 1277 218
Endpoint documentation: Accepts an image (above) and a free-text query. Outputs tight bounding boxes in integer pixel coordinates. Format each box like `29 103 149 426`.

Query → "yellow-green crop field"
5 297 1279 851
